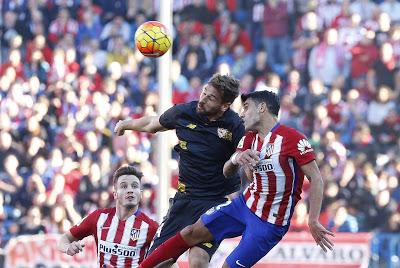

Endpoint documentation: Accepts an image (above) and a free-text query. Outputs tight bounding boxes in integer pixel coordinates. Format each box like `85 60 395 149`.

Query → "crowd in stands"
1 0 400 249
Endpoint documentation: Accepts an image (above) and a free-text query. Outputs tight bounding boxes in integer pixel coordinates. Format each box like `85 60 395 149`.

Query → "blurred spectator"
48 8 78 44
379 0 400 23
308 28 349 88
328 203 359 232
367 42 400 95
263 0 290 73
350 0 377 22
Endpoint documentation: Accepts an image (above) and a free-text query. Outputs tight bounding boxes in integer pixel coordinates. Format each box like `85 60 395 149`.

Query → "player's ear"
221 102 231 112
258 102 267 113
113 186 117 199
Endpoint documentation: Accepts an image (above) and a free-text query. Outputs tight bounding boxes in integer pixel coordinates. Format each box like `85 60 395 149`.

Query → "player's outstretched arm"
114 116 168 135
58 231 85 256
301 160 334 252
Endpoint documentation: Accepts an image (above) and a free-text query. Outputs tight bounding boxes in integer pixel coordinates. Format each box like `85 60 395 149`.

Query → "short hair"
208 74 240 103
113 165 143 186
241 90 280 116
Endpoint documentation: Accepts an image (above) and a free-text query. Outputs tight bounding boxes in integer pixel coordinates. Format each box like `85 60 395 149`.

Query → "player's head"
240 90 280 131
113 165 143 209
196 74 240 117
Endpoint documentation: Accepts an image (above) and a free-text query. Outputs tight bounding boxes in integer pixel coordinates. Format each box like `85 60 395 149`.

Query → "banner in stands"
5 234 97 268
4 233 372 268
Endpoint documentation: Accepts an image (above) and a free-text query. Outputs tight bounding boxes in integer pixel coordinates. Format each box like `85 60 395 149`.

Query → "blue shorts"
201 195 289 268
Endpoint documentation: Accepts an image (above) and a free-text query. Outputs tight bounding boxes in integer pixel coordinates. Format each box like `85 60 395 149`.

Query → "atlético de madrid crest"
130 228 140 241
265 144 274 158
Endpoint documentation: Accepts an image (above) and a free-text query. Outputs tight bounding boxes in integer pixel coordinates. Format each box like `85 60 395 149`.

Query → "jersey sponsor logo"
98 240 138 257
237 136 245 149
217 128 232 141
186 123 197 129
130 228 140 241
297 139 313 155
254 159 274 173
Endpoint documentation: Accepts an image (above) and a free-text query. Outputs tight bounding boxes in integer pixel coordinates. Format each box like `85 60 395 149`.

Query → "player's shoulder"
244 131 257 139
179 101 197 113
276 124 306 139
89 207 116 218
137 211 159 229
237 131 257 149
223 108 243 126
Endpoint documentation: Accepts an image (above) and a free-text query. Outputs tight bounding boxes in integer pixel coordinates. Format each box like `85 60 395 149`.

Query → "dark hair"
241 90 280 116
208 74 240 103
113 165 143 185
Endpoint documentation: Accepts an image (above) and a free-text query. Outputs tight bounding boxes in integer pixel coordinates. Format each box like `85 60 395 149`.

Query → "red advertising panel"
4 233 372 268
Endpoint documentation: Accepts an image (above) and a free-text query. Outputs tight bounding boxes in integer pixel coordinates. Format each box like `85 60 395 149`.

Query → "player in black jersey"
114 74 245 267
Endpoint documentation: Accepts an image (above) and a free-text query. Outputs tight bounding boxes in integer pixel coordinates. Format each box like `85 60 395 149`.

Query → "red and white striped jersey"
237 123 315 226
70 207 158 267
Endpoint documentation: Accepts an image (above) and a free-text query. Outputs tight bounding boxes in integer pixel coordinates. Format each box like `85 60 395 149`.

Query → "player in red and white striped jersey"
139 90 334 268
58 165 158 268
237 124 315 226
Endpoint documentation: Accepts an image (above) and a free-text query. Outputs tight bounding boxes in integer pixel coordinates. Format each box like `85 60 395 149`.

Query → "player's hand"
308 220 334 252
236 149 260 169
65 241 85 256
114 120 128 136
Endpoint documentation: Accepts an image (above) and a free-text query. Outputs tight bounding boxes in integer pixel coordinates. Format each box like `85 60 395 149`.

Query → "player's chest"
176 119 233 149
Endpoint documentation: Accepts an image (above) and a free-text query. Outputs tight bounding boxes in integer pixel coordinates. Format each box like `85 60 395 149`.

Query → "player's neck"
258 117 278 138
206 110 225 122
116 205 139 220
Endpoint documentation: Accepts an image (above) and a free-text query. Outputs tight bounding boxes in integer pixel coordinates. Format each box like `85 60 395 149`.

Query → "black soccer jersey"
159 101 245 198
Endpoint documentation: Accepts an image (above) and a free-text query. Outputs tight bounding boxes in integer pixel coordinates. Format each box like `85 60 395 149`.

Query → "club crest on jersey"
130 228 140 241
265 143 274 158
217 128 232 141
297 139 313 155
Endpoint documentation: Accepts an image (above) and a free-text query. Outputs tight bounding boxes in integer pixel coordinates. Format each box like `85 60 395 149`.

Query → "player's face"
240 99 261 131
114 175 141 209
197 85 228 116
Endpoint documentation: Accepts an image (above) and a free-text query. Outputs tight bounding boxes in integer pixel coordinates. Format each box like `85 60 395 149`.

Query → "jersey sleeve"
69 210 98 240
159 104 183 129
236 131 256 152
146 220 159 244
286 130 316 166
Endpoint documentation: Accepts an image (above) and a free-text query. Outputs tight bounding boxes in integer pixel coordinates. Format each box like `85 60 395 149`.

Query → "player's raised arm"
58 231 85 256
114 115 168 135
301 160 334 252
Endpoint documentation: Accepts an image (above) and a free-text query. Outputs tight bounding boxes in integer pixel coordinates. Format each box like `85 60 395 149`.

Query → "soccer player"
139 90 334 268
114 74 245 267
58 165 159 267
